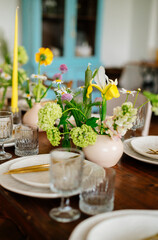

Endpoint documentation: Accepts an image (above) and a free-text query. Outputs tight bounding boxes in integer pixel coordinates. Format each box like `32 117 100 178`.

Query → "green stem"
36 61 41 102
137 100 149 109
62 132 70 135
62 123 71 148
62 107 87 120
100 96 107 135
0 87 7 109
133 90 140 107
125 93 129 102
39 83 52 101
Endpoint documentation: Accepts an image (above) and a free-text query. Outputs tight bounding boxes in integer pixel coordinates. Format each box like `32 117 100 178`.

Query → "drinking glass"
79 168 115 215
49 148 84 222
0 111 13 160
130 105 145 137
132 105 145 131
14 124 39 156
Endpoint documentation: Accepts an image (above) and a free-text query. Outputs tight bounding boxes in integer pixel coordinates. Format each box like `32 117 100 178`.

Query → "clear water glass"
0 111 13 160
79 168 115 215
131 105 145 131
49 148 84 222
15 124 39 156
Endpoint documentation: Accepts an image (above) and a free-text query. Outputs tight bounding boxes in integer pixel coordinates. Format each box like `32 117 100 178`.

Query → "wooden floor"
149 114 158 135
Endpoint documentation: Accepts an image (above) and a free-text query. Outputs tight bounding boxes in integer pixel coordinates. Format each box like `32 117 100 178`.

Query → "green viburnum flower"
38 102 62 130
46 127 61 146
18 46 29 65
70 124 97 148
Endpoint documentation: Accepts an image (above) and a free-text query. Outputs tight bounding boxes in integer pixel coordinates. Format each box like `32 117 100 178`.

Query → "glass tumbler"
79 168 115 215
15 124 39 156
0 111 13 160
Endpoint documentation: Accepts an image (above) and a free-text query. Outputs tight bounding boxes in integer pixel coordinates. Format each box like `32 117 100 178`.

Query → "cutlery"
146 148 158 155
4 164 49 174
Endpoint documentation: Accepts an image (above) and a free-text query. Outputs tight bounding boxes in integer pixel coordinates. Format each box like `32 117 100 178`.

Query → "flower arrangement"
38 64 145 148
0 45 28 109
23 47 54 108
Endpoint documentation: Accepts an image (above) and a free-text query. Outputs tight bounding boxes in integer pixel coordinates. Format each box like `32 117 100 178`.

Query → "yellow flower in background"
35 48 53 66
86 66 120 100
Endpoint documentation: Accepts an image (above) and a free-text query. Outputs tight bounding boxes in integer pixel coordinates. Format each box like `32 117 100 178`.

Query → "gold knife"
4 164 49 175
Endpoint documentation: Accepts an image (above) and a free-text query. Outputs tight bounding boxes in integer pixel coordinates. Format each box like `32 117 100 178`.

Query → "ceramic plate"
69 210 158 240
131 136 158 160
0 155 105 198
123 139 158 165
87 214 158 240
9 154 95 188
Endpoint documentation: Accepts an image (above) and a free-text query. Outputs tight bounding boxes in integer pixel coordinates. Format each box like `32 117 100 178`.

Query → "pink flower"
61 93 73 102
52 73 62 81
0 68 3 73
59 64 68 74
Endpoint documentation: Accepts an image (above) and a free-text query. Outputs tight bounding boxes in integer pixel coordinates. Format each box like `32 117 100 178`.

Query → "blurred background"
0 0 158 92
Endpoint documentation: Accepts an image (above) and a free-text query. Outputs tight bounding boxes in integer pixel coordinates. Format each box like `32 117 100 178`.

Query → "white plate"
123 139 158 165
9 155 95 188
87 213 158 240
0 154 105 198
69 210 158 240
131 136 158 160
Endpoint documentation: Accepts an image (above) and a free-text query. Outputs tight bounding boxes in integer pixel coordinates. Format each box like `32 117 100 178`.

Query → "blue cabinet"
21 0 103 87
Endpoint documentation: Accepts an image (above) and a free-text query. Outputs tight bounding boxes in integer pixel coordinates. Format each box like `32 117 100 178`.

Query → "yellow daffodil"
35 47 53 66
86 66 120 100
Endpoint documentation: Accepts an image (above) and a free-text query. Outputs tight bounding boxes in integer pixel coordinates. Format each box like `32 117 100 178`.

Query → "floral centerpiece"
23 48 70 126
37 65 144 167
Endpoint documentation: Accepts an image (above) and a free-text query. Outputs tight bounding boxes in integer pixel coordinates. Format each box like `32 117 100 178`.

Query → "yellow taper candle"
11 7 19 111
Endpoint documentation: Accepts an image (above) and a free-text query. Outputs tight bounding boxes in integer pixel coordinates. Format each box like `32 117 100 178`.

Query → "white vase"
23 102 42 128
83 135 123 168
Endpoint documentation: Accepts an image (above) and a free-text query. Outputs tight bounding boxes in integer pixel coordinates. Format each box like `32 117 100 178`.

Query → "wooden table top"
0 132 158 240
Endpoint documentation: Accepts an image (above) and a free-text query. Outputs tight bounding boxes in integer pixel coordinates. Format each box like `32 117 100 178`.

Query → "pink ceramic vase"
23 102 42 128
83 135 123 168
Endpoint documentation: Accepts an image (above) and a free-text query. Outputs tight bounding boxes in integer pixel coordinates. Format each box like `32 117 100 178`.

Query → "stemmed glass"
0 111 13 160
49 148 84 222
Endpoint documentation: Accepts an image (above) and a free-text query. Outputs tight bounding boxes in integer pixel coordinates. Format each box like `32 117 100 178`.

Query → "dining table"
0 131 158 240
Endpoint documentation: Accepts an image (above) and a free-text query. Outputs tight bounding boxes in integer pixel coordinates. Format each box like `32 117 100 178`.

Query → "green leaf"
92 69 98 78
86 117 99 128
59 114 69 126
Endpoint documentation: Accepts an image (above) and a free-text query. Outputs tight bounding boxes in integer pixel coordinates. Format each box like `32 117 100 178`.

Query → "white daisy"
120 88 137 96
1 72 11 80
31 74 47 81
23 93 32 99
53 79 64 84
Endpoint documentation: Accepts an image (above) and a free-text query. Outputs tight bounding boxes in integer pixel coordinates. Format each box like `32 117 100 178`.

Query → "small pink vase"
23 102 42 128
83 135 123 168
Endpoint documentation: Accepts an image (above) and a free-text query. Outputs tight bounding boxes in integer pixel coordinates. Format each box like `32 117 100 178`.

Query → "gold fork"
4 164 49 174
146 148 158 155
